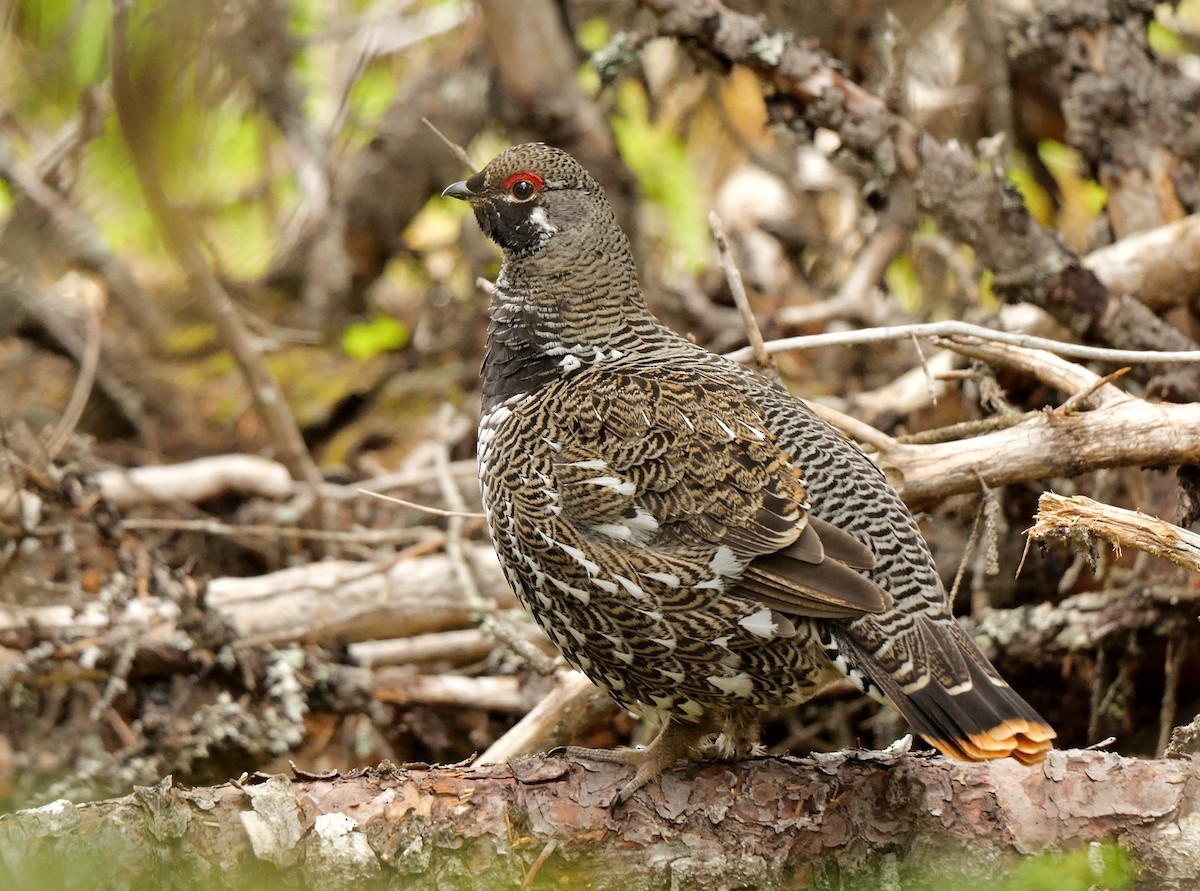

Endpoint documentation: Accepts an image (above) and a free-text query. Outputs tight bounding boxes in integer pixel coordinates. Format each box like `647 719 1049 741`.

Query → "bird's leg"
553 718 709 805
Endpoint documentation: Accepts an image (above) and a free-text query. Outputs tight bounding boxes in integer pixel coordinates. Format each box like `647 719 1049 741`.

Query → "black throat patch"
474 199 557 257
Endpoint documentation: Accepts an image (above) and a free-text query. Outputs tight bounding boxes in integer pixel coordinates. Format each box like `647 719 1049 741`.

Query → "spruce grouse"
444 143 1055 801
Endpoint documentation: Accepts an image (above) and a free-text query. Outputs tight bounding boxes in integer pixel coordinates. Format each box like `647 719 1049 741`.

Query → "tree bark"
1 749 1197 890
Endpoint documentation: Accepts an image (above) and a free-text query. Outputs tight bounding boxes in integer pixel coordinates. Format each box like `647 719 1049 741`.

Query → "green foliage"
577 16 610 54
342 316 410 359
1037 140 1107 218
347 66 402 138
1147 19 1193 58
885 253 921 314
1005 151 1055 228
997 842 1137 891
10 0 111 110
612 83 710 271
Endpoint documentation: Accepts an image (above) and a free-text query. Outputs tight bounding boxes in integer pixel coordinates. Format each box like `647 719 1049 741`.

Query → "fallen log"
0 748 1195 890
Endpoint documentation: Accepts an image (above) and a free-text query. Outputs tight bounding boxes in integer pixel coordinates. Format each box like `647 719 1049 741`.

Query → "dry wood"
373 671 533 713
638 0 1200 400
205 545 513 646
478 670 617 764
881 396 1200 504
1 751 1196 889
1085 214 1200 312
349 626 553 668
93 454 294 507
1030 492 1200 575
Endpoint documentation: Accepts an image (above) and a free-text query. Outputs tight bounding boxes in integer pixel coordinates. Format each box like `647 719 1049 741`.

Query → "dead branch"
0 752 1196 890
880 395 1200 505
205 545 513 646
1030 492 1200 575
92 455 294 507
726 319 1200 366
348 627 553 668
1085 214 1200 312
479 669 617 764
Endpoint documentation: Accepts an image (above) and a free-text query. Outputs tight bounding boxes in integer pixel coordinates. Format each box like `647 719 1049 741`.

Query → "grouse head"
442 143 613 259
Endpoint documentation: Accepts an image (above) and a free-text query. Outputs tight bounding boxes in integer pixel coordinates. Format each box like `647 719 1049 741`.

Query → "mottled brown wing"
554 372 891 619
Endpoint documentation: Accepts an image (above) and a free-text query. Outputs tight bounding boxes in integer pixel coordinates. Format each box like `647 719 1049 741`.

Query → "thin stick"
801 400 899 454
115 516 438 546
909 331 937 406
709 211 772 371
1053 368 1131 417
724 320 1200 365
45 296 102 461
357 488 485 519
1157 636 1185 757
422 117 476 171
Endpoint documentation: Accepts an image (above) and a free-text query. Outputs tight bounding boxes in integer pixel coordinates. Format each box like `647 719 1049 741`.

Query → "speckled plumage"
445 144 1055 800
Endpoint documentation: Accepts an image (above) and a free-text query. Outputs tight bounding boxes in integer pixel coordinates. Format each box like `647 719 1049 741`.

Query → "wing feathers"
740 551 893 618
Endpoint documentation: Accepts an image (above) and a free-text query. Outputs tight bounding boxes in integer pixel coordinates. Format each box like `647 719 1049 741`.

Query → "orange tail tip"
926 719 1057 765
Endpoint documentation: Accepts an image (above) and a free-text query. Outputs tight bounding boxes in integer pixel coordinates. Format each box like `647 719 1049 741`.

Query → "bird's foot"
551 721 706 806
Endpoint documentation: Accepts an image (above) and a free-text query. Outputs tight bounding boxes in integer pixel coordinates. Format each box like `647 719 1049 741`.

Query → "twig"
909 331 937 407
44 290 102 461
709 211 772 372
315 459 477 501
349 627 552 669
94 455 293 507
373 671 533 713
897 412 1030 446
522 839 559 890
357 488 485 519
422 117 476 171
1158 636 1186 757
1051 368 1131 417
477 670 615 764
930 336 1130 409
835 222 908 319
800 400 899 454
948 499 985 608
110 2 324 500
116 517 438 547
725 320 1200 366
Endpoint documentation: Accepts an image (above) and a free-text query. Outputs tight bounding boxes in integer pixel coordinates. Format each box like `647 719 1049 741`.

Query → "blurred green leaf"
70 0 110 86
997 843 1136 891
342 316 410 359
885 253 921 313
1006 151 1054 227
1147 19 1192 57
348 66 401 136
1038 139 1107 217
612 82 709 271
577 16 610 54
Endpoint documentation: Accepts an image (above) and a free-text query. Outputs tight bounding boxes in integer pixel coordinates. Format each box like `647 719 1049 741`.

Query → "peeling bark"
1 751 1197 890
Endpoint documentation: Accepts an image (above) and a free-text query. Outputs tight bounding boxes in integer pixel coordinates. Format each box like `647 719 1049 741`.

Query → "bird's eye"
503 172 544 201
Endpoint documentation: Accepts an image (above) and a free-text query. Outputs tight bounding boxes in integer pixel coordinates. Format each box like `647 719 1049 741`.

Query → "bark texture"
1 750 1197 890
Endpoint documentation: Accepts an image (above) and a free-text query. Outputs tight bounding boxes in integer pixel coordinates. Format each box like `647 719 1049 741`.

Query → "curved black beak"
441 180 477 201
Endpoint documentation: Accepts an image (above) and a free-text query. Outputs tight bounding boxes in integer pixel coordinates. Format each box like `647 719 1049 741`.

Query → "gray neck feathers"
481 203 663 412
